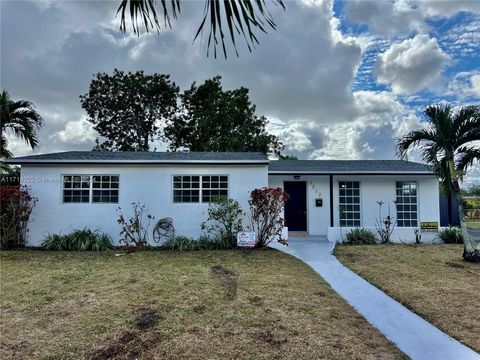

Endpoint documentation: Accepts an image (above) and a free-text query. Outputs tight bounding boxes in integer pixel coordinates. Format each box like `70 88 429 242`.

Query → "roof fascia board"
7 159 269 165
268 171 434 175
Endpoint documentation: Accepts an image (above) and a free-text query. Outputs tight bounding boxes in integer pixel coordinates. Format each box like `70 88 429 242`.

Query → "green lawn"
0 250 405 360
336 244 480 352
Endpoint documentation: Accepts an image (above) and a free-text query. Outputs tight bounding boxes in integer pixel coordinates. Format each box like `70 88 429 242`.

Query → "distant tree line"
80 69 289 157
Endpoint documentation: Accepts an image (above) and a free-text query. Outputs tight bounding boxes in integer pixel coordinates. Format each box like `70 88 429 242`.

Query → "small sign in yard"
420 221 439 232
237 231 256 247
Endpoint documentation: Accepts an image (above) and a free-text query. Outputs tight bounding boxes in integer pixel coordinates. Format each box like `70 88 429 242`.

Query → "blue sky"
1 0 479 184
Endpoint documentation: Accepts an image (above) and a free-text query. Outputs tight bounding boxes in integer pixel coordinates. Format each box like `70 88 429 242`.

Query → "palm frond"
452 106 480 147
456 146 480 175
424 104 450 134
117 0 180 34
7 115 41 148
396 128 438 160
452 105 479 136
117 0 284 58
421 142 442 165
1 90 43 154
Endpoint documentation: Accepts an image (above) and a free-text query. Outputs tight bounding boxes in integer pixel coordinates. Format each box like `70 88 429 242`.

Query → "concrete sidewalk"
271 237 480 360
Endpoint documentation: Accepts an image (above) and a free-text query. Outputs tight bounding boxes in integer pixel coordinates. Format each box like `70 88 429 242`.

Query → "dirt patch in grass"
248 295 264 306
1 250 405 359
336 244 480 352
134 307 161 331
210 265 238 300
192 304 205 314
90 330 163 360
445 261 465 268
253 329 289 347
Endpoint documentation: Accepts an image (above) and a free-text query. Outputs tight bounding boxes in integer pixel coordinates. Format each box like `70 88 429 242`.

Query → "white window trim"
91 175 120 204
395 180 418 227
61 174 120 204
172 175 229 204
338 180 361 227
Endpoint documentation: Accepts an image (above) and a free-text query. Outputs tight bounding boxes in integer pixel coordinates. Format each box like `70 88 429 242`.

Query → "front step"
289 232 309 237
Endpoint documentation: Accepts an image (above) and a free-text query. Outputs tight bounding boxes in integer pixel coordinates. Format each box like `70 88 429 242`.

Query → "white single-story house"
7 151 441 246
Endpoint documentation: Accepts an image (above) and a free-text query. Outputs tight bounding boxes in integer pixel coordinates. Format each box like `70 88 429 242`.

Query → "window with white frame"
173 176 200 203
63 175 91 203
202 175 228 202
396 181 418 227
92 175 119 203
339 181 361 227
62 175 119 203
173 175 228 203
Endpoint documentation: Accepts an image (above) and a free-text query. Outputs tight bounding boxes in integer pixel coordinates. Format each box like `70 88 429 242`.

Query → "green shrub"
345 228 377 245
437 226 463 244
462 197 480 210
162 235 231 251
201 197 245 248
42 228 113 251
42 233 69 251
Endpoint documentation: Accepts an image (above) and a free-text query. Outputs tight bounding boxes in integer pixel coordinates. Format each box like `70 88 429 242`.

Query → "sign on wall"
237 231 256 247
420 222 439 232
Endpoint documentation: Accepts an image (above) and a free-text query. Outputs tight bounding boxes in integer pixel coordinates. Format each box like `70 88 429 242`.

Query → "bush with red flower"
0 185 37 248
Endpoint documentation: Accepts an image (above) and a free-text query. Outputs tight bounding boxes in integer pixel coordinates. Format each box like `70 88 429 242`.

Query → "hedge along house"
7 152 440 246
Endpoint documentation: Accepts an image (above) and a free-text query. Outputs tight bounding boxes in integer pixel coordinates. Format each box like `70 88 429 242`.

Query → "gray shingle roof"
269 160 433 174
6 151 269 164
6 151 433 173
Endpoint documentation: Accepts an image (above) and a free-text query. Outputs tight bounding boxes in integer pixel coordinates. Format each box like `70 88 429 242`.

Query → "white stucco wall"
21 164 268 246
269 175 331 236
269 174 440 243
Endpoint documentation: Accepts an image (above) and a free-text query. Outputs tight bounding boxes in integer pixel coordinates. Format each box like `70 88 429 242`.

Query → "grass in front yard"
336 244 480 352
0 250 405 360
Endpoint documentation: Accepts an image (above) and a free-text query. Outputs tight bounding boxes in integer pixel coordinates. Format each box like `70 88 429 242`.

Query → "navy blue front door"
284 181 307 231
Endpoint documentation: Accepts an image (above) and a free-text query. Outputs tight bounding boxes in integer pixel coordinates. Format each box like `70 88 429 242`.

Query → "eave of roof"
268 171 434 175
268 160 434 175
6 159 270 165
5 151 269 165
5 152 434 174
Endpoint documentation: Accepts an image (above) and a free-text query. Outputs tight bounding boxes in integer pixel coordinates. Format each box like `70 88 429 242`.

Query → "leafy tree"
117 0 285 58
397 104 480 262
0 90 43 159
164 76 283 155
279 154 298 160
80 70 179 151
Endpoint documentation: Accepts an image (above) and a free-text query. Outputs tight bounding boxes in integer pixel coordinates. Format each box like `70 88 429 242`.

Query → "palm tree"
116 0 285 58
1 90 44 159
397 104 480 262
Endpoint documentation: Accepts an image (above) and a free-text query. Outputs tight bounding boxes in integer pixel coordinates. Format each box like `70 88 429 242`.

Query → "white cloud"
1 0 478 183
345 0 480 37
51 117 97 144
281 90 420 161
469 74 480 97
345 0 426 36
446 71 480 101
374 34 449 95
269 120 316 153
417 1 480 18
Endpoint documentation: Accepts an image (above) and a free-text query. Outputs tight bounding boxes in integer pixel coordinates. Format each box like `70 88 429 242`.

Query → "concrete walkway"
271 237 480 360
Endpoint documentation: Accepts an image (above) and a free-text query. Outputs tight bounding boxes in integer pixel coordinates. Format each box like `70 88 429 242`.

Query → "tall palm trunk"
450 158 479 261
